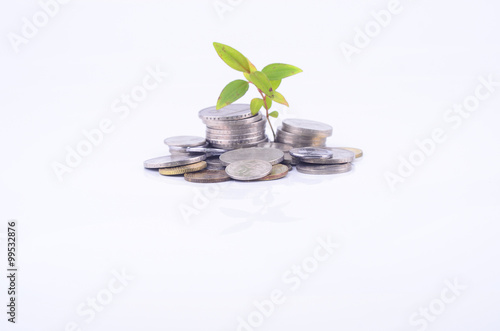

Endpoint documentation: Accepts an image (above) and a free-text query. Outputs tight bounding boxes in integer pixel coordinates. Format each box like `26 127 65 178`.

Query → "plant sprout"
213 42 302 140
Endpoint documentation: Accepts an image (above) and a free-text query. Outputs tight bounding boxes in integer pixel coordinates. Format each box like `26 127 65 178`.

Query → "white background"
1 0 500 330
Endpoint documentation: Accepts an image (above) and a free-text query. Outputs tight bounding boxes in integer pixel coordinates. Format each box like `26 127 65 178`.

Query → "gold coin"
257 164 289 181
338 147 363 158
159 161 207 176
184 170 231 183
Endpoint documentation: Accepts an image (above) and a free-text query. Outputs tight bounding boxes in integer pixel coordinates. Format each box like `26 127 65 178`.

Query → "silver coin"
199 104 253 121
163 136 206 147
219 147 284 166
143 153 206 169
257 142 293 152
289 147 333 160
206 130 265 140
169 146 227 155
205 156 226 170
225 159 272 181
296 163 352 175
210 135 270 149
301 148 355 164
276 127 327 142
203 113 263 128
282 118 332 137
205 119 266 135
275 136 326 148
207 134 266 145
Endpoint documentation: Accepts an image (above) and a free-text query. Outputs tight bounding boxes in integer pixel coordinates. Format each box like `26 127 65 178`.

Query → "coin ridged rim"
209 136 269 149
203 113 263 128
159 161 207 175
276 128 327 142
205 119 266 134
282 118 332 137
301 148 355 164
163 136 206 147
289 147 333 160
198 104 253 121
296 163 352 175
257 164 289 181
184 170 231 183
219 147 284 166
207 134 266 145
143 153 206 169
206 131 265 140
225 159 273 181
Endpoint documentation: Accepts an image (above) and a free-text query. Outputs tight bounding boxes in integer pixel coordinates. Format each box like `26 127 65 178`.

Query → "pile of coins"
199 104 268 149
276 118 332 147
143 103 363 183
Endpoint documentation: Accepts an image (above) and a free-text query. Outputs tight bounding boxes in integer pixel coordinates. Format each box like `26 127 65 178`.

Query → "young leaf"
248 61 258 73
272 91 289 107
250 98 263 115
262 63 302 80
270 79 281 90
213 42 251 73
265 96 272 109
216 80 249 110
249 71 274 98
269 111 279 118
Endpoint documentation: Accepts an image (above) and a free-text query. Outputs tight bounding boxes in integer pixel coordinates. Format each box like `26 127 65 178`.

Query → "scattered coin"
205 156 226 170
225 159 273 181
282 118 333 137
184 170 231 183
296 163 352 175
289 147 333 159
301 148 355 164
336 147 363 158
159 161 207 175
143 153 206 169
219 147 284 166
164 136 206 147
257 164 289 181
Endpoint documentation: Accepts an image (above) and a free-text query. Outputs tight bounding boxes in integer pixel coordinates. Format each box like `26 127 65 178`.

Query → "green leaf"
270 79 281 90
272 91 289 107
216 80 249 109
248 61 257 73
265 96 272 109
250 98 263 115
262 63 302 80
269 111 279 118
213 42 251 73
248 71 274 98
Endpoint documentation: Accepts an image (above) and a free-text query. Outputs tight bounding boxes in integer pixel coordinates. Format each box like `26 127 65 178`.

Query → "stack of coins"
290 147 355 175
275 118 332 147
199 104 268 149
164 136 208 155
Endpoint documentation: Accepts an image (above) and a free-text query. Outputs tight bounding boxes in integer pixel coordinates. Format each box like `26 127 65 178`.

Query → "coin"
336 147 363 158
199 104 253 121
256 142 293 152
210 136 269 149
206 131 265 140
205 156 226 170
205 118 266 134
219 147 284 166
296 163 352 175
164 136 206 147
289 147 333 159
207 134 266 145
143 153 206 169
257 164 289 181
301 148 355 164
184 170 231 183
159 161 207 175
225 159 272 181
282 118 332 137
202 113 263 128
280 162 293 171
276 127 327 142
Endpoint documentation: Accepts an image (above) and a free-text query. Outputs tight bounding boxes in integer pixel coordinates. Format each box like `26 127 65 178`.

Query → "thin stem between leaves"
257 89 276 141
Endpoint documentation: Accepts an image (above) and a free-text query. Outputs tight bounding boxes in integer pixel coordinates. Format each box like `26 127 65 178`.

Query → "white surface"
1 0 500 330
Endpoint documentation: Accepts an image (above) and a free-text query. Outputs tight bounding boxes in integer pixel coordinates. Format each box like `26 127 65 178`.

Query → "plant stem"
258 89 276 141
